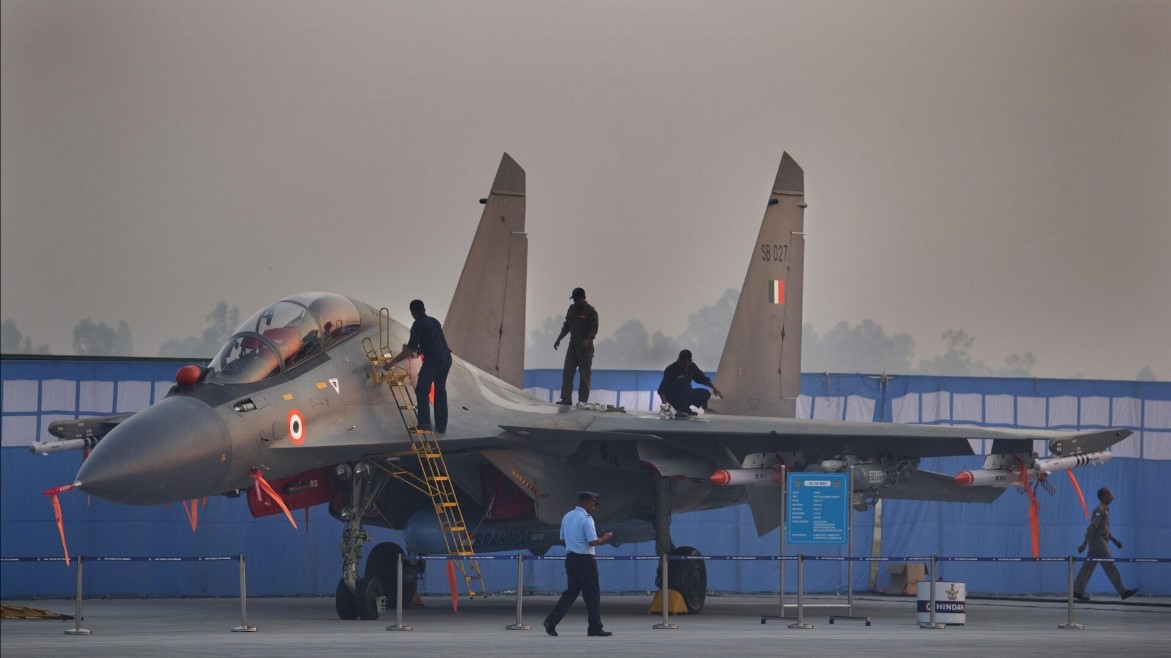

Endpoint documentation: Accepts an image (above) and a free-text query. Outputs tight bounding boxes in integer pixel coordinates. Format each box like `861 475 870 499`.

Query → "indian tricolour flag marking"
768 279 785 304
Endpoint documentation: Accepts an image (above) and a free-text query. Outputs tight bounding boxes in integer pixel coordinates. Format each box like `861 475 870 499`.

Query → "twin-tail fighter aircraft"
39 152 1129 618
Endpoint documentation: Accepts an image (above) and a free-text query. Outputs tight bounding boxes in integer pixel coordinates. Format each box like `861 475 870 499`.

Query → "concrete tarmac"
3 593 1169 658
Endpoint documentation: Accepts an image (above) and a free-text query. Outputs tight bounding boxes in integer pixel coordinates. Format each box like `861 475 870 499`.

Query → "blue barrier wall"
3 358 1168 598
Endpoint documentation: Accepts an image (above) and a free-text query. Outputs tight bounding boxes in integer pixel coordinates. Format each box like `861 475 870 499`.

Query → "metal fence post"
652 553 678 629
64 555 91 636
506 553 531 630
232 553 257 632
1059 555 1084 630
386 552 412 631
787 554 812 629
919 554 945 630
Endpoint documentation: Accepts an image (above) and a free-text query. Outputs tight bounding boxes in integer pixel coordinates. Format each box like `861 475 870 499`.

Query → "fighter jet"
40 152 1129 618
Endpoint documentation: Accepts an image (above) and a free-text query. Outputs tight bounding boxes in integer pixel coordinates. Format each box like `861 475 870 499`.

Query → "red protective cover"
247 466 336 518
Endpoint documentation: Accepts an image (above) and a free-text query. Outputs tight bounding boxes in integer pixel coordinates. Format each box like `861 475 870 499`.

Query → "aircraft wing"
581 413 1130 462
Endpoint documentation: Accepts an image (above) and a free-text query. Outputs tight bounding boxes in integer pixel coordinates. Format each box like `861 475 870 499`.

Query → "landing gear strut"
652 477 708 614
333 461 394 620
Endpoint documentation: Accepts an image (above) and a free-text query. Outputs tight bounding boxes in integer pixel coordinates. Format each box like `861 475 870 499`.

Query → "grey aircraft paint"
44 152 1130 618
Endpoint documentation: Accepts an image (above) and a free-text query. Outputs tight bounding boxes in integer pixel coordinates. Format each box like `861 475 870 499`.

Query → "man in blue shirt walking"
543 491 614 637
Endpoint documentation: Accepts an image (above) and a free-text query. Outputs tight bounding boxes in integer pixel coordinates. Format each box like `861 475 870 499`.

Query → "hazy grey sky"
3 1 1168 380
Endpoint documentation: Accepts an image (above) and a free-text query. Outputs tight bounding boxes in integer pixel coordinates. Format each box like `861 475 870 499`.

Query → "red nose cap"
176 364 204 386
708 470 731 486
953 471 974 487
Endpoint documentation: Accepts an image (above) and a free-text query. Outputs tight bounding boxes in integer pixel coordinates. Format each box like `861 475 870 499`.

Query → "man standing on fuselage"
387 299 452 433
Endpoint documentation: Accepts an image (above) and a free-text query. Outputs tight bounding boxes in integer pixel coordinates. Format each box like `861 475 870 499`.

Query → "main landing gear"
653 478 708 614
333 461 418 620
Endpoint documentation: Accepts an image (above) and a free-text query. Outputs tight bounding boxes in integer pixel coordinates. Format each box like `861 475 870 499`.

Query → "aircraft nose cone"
76 396 233 505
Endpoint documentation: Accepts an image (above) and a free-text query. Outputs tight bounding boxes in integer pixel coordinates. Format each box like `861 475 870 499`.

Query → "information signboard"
786 472 848 545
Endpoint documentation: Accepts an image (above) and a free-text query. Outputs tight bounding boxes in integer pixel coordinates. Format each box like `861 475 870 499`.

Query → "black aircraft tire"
668 546 707 614
335 578 359 620
355 575 384 620
366 542 417 609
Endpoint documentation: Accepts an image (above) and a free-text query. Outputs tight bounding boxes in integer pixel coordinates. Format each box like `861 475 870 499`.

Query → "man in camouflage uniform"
554 287 598 405
1073 487 1138 601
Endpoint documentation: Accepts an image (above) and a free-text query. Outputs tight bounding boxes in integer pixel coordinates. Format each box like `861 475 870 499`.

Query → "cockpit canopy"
206 292 362 384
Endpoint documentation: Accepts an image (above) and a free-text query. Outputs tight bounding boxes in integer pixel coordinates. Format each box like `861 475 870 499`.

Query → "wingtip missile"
954 451 1112 488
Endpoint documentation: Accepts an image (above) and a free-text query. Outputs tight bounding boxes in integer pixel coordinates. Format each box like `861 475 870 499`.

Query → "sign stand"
761 465 795 623
830 465 871 626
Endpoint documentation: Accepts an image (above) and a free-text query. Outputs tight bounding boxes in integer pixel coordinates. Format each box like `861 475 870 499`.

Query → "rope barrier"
2 554 254 635
5 553 1167 563
4 552 1166 636
401 554 1171 563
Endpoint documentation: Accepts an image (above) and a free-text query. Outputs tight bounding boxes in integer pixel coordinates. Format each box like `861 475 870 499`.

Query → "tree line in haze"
1 293 1161 381
1 303 237 360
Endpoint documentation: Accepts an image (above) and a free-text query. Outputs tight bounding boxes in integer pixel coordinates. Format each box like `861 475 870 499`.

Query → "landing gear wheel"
355 575 384 620
668 546 707 614
366 542 417 609
335 578 358 620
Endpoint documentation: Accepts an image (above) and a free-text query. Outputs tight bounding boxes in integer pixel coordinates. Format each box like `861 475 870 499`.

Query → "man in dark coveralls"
386 299 453 433
657 349 722 417
553 287 598 405
543 491 614 637
1073 487 1138 601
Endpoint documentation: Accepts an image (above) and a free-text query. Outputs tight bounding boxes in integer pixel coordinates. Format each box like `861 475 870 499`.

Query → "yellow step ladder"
362 308 485 599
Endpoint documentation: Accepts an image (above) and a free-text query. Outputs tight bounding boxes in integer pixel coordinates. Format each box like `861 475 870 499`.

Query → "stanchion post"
919 554 945 630
506 553 531 630
787 554 812 629
386 552 412 631
762 465 793 624
231 553 258 632
847 465 854 615
64 554 92 636
1059 554 1084 630
652 553 678 629
780 464 787 615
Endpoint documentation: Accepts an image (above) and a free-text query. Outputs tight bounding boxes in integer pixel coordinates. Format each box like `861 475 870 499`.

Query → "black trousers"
545 552 603 632
415 355 451 432
665 387 711 413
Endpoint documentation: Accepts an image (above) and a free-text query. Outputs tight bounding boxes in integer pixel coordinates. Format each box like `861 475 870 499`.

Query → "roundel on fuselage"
287 408 306 445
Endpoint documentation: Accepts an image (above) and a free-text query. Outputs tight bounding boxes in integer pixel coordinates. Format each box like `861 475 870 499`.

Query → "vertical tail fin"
443 153 528 388
709 153 805 418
